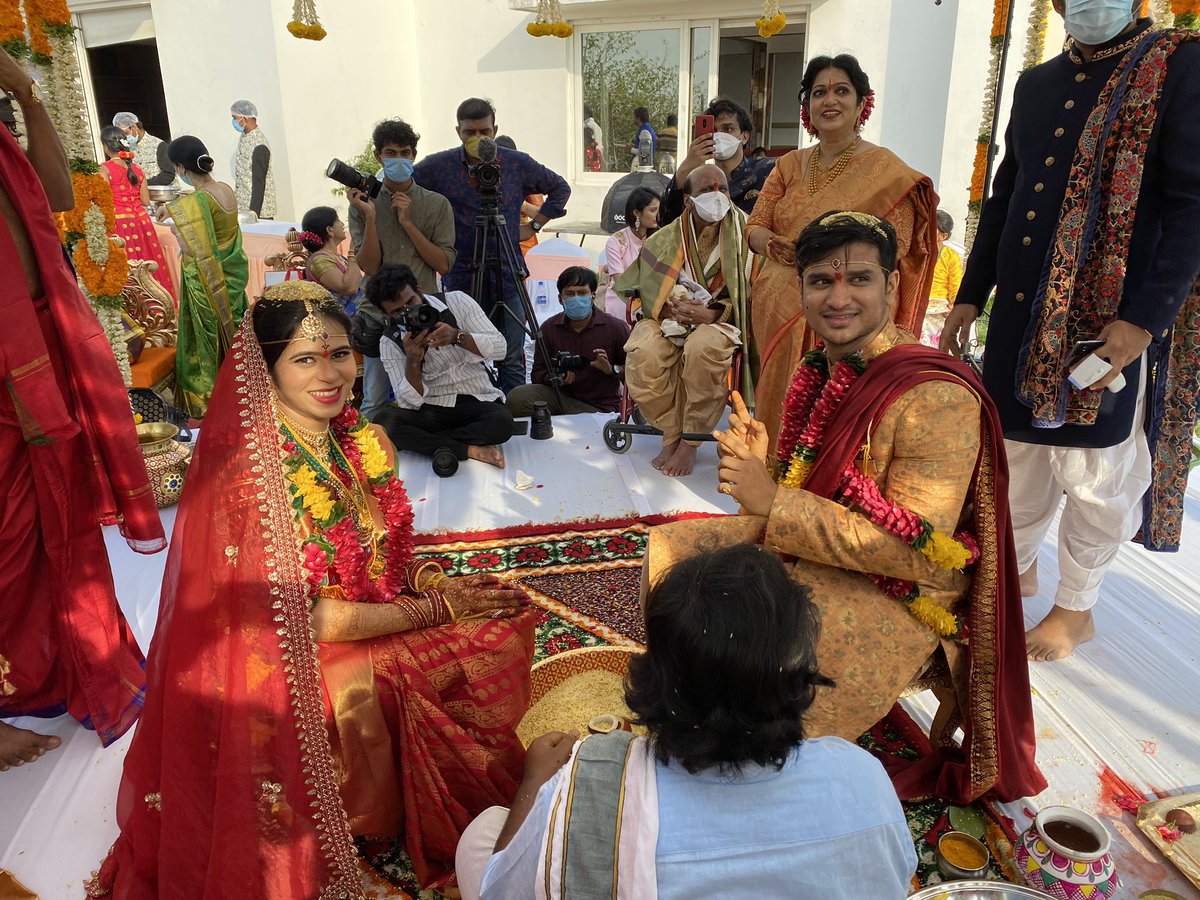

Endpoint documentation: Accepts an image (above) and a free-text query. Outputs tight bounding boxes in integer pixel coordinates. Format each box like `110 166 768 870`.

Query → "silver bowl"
909 881 1050 899
147 185 180 203
936 831 992 880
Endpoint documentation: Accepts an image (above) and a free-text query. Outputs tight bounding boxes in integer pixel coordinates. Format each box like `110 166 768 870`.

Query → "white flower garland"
82 202 109 265
96 303 131 387
1149 0 1175 25
39 30 94 161
1022 0 1052 72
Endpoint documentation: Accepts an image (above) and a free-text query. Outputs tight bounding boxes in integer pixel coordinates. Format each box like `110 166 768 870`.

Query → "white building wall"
135 0 1062 237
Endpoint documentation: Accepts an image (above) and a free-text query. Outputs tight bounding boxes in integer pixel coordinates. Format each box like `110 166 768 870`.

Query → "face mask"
463 136 482 158
381 157 414 183
562 294 594 321
125 133 139 149
179 172 193 186
1063 0 1134 45
690 191 731 223
232 117 245 134
712 132 742 161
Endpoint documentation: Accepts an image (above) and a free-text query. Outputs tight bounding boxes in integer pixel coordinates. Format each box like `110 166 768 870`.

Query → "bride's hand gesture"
445 573 529 620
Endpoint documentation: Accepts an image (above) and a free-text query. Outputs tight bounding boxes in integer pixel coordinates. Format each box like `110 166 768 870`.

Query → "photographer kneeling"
373 264 513 472
507 267 630 418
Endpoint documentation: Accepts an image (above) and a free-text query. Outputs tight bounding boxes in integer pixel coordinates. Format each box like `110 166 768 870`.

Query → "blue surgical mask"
125 133 139 149
232 117 245 134
179 172 193 186
381 157 414 184
562 294 594 321
1063 0 1134 46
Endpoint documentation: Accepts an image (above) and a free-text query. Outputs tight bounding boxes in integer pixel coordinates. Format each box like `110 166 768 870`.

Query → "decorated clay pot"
1016 806 1120 899
136 422 192 508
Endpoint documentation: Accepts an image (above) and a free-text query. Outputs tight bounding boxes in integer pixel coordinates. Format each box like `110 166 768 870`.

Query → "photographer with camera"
343 118 458 422
413 98 570 394
507 267 629 418
372 264 513 475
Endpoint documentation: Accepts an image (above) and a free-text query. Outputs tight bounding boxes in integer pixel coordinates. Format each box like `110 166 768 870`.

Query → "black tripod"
468 178 564 406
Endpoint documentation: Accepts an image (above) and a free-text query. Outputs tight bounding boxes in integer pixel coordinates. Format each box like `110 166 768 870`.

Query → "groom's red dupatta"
804 342 1046 803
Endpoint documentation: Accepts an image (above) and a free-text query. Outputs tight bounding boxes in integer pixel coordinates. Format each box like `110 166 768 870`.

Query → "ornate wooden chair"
122 259 177 399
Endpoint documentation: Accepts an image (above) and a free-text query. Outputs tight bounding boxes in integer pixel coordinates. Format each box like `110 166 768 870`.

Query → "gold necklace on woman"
807 136 862 195
281 416 376 542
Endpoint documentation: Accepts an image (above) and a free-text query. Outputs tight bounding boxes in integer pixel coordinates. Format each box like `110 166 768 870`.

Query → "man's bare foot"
651 439 680 470
466 445 505 469
1026 605 1095 662
1020 559 1039 597
0 721 61 771
662 442 697 477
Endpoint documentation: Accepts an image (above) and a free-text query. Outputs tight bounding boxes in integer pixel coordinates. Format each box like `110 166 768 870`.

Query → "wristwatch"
454 328 467 347
9 82 43 107
611 364 623 377
529 220 543 234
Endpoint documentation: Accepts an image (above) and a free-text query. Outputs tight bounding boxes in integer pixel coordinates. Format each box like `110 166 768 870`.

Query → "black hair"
252 297 353 370
456 97 496 124
100 126 140 188
299 206 338 253
666 113 678 126
633 106 650 125
794 210 898 276
584 104 593 118
365 263 421 310
799 54 872 108
557 265 597 294
625 544 833 775
753 146 767 156
166 135 215 175
936 209 955 236
495 134 517 150
706 98 752 135
372 118 420 154
624 186 661 228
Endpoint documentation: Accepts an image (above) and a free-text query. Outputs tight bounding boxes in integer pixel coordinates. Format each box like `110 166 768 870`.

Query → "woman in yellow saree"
164 136 249 416
746 55 939 452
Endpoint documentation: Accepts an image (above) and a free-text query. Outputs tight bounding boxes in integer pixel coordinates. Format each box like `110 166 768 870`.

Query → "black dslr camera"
396 302 444 335
325 158 382 199
547 350 590 388
470 138 501 198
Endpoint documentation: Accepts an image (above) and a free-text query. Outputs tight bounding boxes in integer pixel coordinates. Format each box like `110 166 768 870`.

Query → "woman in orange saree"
746 54 939 451
92 283 535 898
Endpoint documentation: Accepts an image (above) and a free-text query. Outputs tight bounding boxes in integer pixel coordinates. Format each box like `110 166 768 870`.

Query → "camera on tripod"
470 155 501 193
326 158 382 199
547 350 590 387
394 303 443 335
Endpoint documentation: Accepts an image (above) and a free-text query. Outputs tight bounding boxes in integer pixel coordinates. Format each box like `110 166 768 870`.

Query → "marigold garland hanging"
1173 0 1199 29
0 0 28 58
756 0 786 38
73 238 129 303
965 0 1011 249
527 0 572 38
288 0 326 41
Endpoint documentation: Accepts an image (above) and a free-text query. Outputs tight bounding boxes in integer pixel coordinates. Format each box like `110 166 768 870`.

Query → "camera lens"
530 401 553 440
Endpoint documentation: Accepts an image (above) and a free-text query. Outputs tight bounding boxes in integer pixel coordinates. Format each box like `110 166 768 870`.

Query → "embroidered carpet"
359 517 1021 896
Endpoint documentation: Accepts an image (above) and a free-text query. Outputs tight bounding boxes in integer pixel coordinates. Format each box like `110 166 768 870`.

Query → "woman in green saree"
163 136 249 416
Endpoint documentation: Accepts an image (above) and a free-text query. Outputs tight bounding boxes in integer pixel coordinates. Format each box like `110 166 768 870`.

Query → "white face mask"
690 191 731 223
1063 0 1134 46
712 132 742 161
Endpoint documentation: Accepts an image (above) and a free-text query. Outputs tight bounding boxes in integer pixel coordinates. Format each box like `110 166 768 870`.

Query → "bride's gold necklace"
281 415 375 541
808 136 862 195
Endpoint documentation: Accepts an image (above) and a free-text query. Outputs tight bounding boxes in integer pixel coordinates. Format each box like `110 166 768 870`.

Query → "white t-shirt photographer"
380 291 506 409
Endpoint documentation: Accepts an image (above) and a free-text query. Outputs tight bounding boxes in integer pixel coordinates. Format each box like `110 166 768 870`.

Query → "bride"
92 281 536 897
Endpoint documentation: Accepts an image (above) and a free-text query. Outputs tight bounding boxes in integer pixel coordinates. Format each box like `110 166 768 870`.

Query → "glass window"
581 28 681 173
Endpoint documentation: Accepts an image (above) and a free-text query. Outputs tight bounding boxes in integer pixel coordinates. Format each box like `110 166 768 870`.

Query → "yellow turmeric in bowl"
940 832 989 870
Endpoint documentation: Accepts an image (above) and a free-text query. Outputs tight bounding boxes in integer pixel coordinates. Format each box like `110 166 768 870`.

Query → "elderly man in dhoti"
616 165 750 477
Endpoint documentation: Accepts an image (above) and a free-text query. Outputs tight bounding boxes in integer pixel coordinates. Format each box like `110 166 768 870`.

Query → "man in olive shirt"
348 117 458 421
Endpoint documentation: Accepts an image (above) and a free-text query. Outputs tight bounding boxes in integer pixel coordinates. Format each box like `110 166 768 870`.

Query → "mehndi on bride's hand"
444 573 530 620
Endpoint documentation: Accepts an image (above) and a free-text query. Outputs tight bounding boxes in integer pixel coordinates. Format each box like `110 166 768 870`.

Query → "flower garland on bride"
775 348 979 638
282 402 415 603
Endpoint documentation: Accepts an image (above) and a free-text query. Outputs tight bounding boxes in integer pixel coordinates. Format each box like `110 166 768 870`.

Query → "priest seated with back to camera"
372 263 514 473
